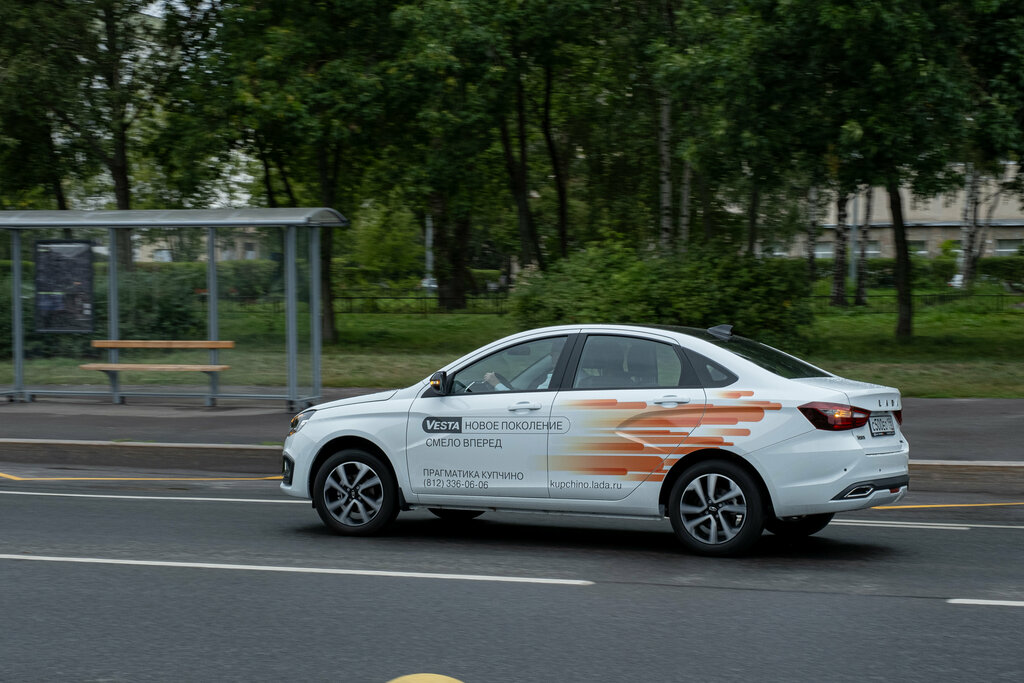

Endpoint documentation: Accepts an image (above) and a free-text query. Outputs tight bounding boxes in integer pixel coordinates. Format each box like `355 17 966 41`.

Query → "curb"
908 459 1024 495
1 439 1022 495
0 438 281 475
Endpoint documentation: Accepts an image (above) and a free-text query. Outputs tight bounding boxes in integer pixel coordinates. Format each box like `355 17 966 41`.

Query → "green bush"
218 260 279 298
116 269 205 340
0 260 34 277
511 245 814 349
979 256 1024 288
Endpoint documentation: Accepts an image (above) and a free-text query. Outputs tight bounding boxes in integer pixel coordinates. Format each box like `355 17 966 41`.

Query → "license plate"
869 414 895 437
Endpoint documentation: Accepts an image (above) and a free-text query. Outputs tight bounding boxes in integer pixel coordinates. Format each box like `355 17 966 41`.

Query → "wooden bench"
80 340 234 406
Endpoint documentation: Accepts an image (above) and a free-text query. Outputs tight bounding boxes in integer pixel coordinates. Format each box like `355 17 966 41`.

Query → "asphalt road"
1 395 1022 462
2 462 1023 682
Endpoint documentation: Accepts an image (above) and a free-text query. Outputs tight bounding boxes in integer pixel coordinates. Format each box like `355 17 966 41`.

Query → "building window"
244 242 258 260
814 243 834 258
995 239 1023 256
907 240 928 256
862 240 882 257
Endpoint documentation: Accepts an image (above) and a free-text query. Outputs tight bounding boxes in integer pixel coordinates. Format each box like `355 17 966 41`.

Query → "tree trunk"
102 3 133 271
698 173 713 241
854 188 872 305
887 181 913 339
658 93 672 249
111 132 133 272
48 129 72 238
959 164 981 288
830 194 849 306
272 152 298 207
499 70 544 271
747 178 760 255
430 192 467 310
678 161 691 254
806 187 819 281
541 63 569 259
316 142 342 345
255 133 278 208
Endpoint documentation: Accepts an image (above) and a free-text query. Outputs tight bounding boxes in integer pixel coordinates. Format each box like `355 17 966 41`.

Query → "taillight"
799 402 870 431
893 409 903 425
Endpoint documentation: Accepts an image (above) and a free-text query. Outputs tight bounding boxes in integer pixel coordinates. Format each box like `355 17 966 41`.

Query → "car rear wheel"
669 460 764 557
313 449 397 535
428 508 484 522
764 513 834 538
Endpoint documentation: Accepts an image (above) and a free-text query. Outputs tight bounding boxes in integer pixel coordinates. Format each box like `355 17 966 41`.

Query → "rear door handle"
508 401 542 412
653 395 690 406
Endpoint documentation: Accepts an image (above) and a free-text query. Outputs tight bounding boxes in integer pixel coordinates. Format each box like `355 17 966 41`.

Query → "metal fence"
211 293 510 315
212 291 1019 316
810 293 1024 314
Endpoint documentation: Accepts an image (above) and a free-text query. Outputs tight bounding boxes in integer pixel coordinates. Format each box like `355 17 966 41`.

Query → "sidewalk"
1 389 1021 492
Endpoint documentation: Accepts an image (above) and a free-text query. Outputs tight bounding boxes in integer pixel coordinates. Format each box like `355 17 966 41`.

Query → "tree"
205 0 400 341
772 0 972 337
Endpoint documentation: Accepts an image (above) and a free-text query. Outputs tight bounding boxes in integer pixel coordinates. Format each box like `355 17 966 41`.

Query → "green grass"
2 308 1021 397
801 310 1024 397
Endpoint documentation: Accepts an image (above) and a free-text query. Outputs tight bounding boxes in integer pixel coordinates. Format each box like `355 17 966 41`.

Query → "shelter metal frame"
1 208 347 410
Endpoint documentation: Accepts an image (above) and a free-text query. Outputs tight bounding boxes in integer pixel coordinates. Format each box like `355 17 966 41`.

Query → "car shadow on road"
292 516 896 562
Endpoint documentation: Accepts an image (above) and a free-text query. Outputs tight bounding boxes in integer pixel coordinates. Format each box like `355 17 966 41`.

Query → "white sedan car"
281 324 909 556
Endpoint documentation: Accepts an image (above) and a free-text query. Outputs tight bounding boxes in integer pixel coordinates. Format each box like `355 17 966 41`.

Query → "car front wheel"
313 449 397 535
669 460 764 557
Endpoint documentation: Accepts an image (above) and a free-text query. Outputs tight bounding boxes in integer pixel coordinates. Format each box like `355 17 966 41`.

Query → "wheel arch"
308 435 401 503
658 448 774 518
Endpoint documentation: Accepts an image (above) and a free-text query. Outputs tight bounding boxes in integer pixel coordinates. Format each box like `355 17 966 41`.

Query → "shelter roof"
0 208 348 229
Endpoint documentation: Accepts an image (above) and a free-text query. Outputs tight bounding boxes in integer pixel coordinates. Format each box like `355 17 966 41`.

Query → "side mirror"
429 371 449 395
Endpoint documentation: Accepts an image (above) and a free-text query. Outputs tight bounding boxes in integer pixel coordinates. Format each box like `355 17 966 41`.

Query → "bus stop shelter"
1 208 348 409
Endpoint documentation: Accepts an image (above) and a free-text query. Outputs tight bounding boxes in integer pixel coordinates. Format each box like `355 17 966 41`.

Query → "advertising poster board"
34 240 94 333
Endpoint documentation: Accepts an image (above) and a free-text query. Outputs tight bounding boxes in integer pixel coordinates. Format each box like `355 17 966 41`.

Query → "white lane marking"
0 554 593 586
834 520 970 531
0 490 304 504
4 492 1024 529
948 599 1024 608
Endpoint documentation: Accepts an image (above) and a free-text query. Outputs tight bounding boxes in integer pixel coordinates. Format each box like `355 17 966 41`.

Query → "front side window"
451 337 567 394
572 335 685 390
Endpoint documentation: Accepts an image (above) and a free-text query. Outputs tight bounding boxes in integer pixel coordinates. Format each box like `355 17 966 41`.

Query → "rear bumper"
750 431 910 517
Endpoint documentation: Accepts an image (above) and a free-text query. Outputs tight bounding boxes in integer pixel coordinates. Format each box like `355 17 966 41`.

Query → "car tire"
764 513 834 538
313 449 398 536
669 460 764 557
428 508 484 522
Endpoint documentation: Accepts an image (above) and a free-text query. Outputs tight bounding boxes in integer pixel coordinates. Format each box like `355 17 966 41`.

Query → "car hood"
314 389 398 411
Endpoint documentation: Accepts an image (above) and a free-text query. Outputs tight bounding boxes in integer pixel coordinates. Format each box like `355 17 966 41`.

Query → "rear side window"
683 349 738 388
707 337 829 379
572 335 687 389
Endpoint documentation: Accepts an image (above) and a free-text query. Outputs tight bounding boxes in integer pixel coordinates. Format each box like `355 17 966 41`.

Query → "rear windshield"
707 336 830 379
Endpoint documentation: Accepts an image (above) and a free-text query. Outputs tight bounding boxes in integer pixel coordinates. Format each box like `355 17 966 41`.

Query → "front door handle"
653 395 690 406
508 401 542 412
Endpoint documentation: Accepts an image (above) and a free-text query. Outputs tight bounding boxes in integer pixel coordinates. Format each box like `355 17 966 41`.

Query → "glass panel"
705 336 829 379
452 336 567 394
573 335 683 389
996 239 1022 256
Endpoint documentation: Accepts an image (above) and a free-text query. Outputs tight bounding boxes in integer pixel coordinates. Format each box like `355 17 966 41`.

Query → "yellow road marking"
875 502 1024 510
0 472 282 482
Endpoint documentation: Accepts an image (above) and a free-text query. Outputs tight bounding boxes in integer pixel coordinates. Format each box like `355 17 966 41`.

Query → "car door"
548 333 707 500
406 335 571 498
